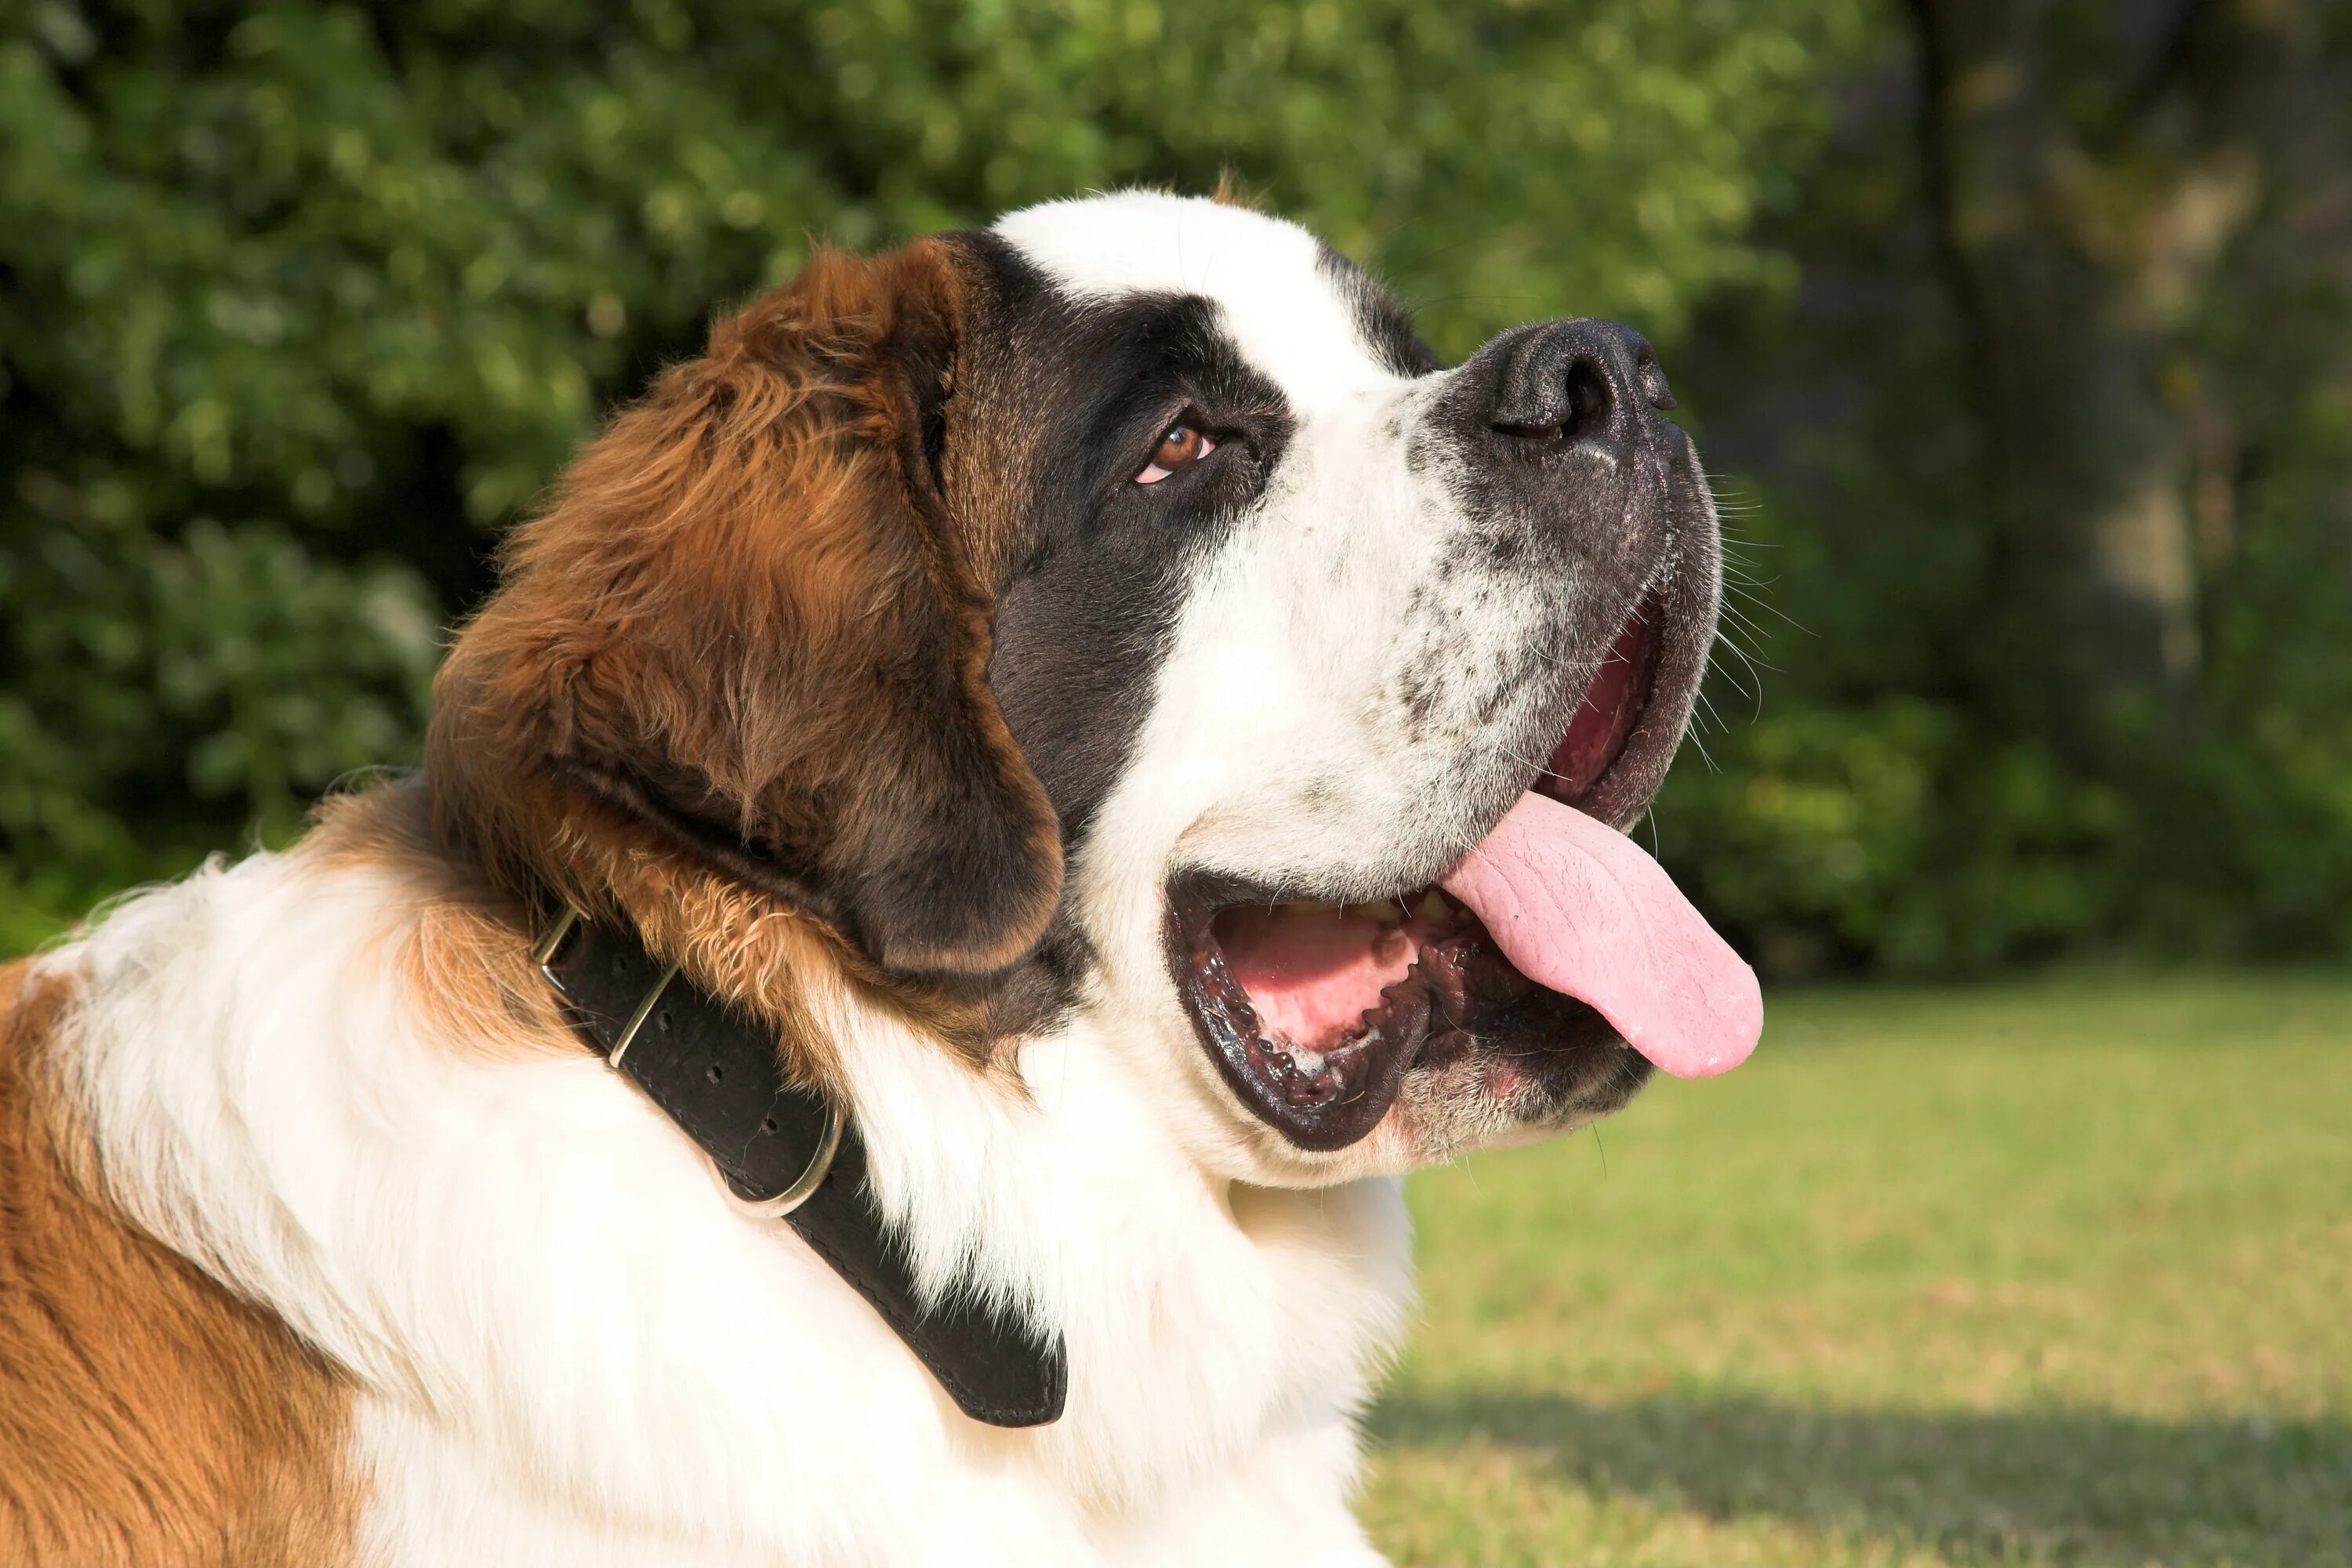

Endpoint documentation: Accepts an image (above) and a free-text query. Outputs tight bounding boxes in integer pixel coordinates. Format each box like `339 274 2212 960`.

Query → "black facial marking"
956 233 1294 849
1481 528 1525 567
1317 243 1443 379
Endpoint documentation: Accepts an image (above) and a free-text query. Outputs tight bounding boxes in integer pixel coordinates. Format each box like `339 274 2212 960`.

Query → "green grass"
1360 972 2352 1567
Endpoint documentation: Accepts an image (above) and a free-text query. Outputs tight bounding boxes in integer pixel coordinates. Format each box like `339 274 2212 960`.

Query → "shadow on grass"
1370 1389 2347 1566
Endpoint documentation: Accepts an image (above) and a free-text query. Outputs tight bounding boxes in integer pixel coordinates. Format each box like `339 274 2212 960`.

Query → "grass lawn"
1359 971 2351 1567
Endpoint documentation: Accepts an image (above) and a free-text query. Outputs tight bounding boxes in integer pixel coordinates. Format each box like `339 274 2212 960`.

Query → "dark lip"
1162 883 1427 1151
1161 576 1695 1152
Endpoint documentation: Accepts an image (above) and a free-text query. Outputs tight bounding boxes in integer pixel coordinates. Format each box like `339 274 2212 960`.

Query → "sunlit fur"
11 192 1706 1563
40 782 1406 1565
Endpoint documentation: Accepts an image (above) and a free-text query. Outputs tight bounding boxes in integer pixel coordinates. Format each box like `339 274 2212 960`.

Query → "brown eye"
1135 421 1217 485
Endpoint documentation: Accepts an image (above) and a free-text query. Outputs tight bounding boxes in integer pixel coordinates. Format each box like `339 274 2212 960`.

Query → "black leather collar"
535 906 1067 1428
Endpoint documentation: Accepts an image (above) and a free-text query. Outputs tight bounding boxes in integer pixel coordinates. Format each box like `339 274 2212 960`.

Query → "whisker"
1733 591 1817 638
1715 602 1787 664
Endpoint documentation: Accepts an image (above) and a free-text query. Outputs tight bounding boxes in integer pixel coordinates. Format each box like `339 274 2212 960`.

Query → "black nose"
1485 319 1675 450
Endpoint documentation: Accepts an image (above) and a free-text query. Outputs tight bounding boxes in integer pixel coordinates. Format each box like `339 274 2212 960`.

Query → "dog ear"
436 241 1061 981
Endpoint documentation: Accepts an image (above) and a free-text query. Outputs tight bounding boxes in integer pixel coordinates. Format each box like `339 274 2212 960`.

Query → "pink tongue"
1440 793 1762 1078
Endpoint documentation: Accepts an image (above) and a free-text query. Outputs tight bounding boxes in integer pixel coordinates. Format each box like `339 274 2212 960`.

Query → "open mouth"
1167 597 1760 1152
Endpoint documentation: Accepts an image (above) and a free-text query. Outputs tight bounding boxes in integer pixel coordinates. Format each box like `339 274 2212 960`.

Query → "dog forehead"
991 191 1399 407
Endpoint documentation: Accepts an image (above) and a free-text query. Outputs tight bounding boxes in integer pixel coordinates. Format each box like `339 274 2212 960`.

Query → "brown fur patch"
429 237 1062 1083
0 960 361 1565
307 782 579 1062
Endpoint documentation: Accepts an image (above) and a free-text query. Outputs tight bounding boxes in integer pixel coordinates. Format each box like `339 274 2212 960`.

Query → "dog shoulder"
0 937 361 1564
0 782 580 1566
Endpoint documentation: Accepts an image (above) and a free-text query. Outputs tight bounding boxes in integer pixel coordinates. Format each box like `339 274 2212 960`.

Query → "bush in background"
5 0 2348 978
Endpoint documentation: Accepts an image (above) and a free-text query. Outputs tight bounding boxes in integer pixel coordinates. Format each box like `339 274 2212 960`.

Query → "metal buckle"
535 902 677 1071
534 902 842 1220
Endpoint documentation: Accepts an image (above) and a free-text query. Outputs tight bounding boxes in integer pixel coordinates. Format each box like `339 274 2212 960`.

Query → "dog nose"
1485 319 1674 452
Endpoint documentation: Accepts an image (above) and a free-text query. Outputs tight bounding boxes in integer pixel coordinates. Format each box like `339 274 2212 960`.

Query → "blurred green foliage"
3 0 2347 975
0 0 1867 952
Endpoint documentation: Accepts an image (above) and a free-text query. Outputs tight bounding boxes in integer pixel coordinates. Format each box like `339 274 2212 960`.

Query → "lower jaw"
1218 1013 1652 1163
1171 900 1652 1153
1396 1006 1653 1152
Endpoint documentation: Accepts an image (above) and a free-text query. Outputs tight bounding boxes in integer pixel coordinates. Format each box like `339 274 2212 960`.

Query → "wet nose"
1485 318 1675 452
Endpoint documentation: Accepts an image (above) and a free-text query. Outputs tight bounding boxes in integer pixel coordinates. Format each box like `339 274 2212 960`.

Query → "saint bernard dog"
0 190 1759 1565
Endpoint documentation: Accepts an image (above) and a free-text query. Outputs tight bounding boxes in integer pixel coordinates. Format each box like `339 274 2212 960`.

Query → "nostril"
1482 319 1666 445
1561 356 1614 444
1490 352 1617 445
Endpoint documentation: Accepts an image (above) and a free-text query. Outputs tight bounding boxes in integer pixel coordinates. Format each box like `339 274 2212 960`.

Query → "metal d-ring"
537 902 842 1221
727 1094 845 1222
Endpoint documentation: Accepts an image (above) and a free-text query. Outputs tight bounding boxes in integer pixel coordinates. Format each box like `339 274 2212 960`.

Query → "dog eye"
1134 421 1216 485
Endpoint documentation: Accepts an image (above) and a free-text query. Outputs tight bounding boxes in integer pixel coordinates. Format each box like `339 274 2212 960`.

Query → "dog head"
430 191 1758 1183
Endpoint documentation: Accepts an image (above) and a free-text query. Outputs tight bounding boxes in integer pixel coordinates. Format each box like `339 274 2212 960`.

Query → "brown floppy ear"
433 240 1060 980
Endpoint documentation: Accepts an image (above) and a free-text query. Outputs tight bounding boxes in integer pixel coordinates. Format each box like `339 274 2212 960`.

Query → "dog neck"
57 783 1414 1534
532 902 1069 1426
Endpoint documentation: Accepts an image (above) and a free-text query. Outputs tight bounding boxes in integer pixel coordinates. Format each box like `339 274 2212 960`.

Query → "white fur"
994 192 1378 409
49 837 1408 1566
